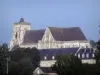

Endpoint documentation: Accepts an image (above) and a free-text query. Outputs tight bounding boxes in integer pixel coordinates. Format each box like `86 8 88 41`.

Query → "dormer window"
82 54 85 58
52 56 55 60
78 54 80 58
44 56 47 60
92 53 95 58
75 54 77 56
86 54 89 58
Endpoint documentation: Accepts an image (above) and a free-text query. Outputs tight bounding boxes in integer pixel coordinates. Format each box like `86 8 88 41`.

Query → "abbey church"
10 18 91 49
10 18 96 68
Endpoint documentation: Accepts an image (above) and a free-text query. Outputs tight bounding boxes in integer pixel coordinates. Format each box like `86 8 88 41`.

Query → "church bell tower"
10 18 31 49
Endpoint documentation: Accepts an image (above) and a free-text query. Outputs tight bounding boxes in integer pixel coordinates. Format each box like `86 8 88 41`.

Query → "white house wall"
40 60 56 67
82 59 96 64
40 59 96 67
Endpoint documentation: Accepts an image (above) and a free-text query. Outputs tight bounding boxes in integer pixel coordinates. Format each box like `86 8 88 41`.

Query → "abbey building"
10 18 96 68
10 18 91 50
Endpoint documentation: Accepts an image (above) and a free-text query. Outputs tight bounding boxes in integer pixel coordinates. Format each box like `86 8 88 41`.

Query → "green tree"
8 59 34 75
90 40 96 47
9 47 40 75
0 43 9 75
51 54 82 75
9 47 40 67
95 41 100 65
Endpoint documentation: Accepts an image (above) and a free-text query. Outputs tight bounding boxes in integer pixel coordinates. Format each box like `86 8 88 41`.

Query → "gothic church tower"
10 18 31 49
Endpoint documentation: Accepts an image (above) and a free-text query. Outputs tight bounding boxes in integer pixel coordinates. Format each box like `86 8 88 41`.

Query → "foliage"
0 43 9 75
8 47 40 75
90 40 96 47
95 41 100 65
9 47 40 67
51 54 82 75
82 64 100 75
8 59 34 75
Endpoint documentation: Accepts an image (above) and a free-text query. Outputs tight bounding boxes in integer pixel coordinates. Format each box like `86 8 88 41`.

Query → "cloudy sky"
0 0 100 44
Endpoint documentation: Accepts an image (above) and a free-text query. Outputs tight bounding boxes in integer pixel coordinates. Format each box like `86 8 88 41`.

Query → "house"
34 67 57 75
39 47 96 67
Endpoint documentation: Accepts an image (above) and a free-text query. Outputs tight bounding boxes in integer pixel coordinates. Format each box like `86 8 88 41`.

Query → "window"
78 54 80 58
75 54 77 56
92 54 95 58
82 54 85 58
52 56 55 60
86 54 89 58
44 56 47 60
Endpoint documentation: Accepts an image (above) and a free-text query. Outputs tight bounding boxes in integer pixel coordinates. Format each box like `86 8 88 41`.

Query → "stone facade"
10 18 91 50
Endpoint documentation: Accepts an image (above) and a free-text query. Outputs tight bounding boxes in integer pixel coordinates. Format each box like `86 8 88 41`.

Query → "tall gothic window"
15 32 18 39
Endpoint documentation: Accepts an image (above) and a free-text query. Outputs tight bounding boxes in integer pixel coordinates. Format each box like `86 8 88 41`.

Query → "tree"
90 40 96 47
51 54 82 75
9 47 40 75
9 47 40 66
8 59 34 75
95 41 100 65
0 43 9 75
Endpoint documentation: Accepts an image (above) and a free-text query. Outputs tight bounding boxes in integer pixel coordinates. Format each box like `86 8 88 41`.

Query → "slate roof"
49 27 87 41
22 27 87 44
39 48 79 60
39 67 52 73
39 48 95 60
22 30 45 44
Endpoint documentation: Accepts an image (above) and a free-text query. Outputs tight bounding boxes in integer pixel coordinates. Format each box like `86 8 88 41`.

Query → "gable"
49 27 87 41
42 27 55 42
34 67 44 74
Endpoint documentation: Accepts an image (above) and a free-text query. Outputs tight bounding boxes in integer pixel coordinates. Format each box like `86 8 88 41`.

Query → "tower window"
15 32 18 39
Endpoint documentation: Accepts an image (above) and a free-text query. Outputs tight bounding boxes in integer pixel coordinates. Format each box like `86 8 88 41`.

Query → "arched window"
86 53 89 58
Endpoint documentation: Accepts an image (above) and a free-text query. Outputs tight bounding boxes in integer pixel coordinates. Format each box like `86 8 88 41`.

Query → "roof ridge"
48 26 80 29
26 29 45 31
